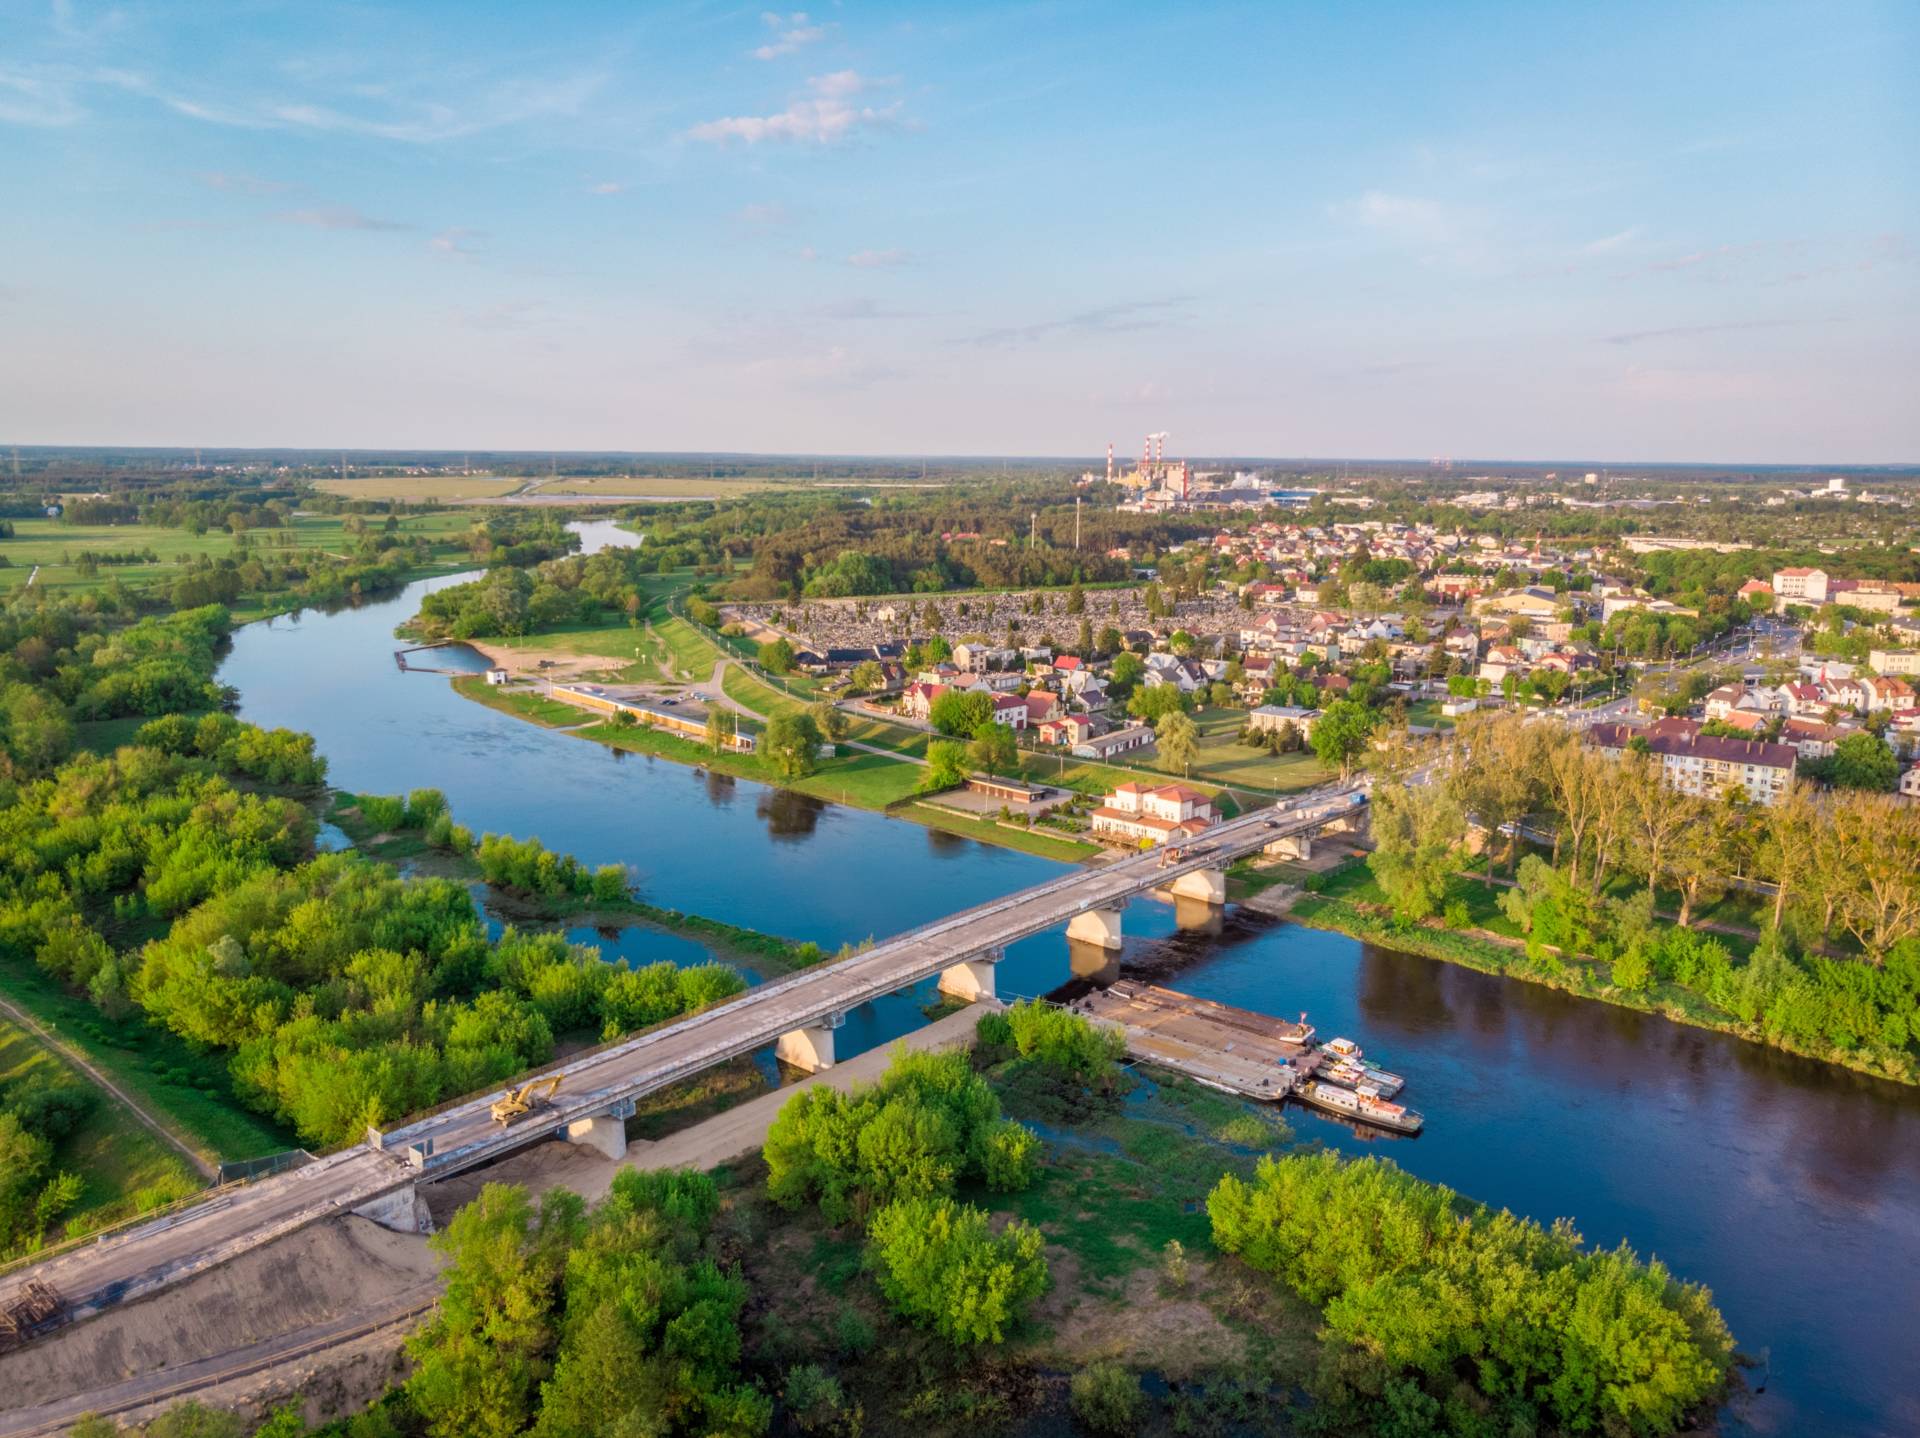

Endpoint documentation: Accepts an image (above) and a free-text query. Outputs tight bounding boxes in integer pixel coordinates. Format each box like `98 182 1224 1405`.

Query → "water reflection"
755 788 823 840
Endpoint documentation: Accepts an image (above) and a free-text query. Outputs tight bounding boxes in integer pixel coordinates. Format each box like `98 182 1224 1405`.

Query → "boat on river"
1319 1056 1406 1097
1295 1079 1424 1134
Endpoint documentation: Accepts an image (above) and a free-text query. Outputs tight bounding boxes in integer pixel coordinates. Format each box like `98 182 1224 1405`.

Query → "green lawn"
657 616 723 681
0 950 291 1163
494 620 675 682
452 677 600 727
1185 707 1331 794
0 1019 200 1243
74 714 166 755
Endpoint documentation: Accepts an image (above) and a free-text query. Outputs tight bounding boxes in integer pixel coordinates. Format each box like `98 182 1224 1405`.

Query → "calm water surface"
219 529 1920 1437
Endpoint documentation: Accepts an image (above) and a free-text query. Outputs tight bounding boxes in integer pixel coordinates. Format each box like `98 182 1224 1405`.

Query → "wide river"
220 523 1919 1437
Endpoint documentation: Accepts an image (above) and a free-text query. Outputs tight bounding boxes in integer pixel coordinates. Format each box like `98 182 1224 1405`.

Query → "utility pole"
1030 512 1038 549
1075 496 1081 550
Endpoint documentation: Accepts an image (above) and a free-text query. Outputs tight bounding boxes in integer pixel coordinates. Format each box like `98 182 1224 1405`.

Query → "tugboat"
1294 1079 1424 1135
1318 1054 1406 1098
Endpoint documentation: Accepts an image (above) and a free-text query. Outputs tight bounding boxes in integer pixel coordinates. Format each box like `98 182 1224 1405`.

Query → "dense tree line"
625 487 1211 601
1365 716 1920 1077
411 536 655 642
1210 1152 1732 1437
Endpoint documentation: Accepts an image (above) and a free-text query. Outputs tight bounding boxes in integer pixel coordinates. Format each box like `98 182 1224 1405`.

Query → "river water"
220 523 1919 1437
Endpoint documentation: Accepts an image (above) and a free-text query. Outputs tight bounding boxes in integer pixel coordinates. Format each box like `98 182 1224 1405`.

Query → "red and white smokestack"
1142 434 1152 467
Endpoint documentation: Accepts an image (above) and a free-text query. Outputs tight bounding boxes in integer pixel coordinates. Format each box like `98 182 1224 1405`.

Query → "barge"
1295 1079 1424 1135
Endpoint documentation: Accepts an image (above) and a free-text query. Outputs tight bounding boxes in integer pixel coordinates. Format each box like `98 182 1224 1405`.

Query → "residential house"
990 693 1030 729
1586 724 1796 806
1089 783 1219 846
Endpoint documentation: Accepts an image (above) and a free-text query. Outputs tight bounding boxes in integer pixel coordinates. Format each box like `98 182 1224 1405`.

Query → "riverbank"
448 673 1106 864
1289 877 1918 1089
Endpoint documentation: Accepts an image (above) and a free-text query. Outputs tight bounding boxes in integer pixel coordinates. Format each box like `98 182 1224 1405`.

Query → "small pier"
1073 981 1319 1102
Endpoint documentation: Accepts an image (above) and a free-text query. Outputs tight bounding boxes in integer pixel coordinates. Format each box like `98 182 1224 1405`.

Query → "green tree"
704 707 727 754
928 689 994 736
849 659 883 693
406 1184 583 1438
967 720 1017 776
866 1196 1048 1345
1366 782 1466 922
921 739 969 791
1126 684 1188 724
1830 731 1898 791
1155 710 1200 776
763 712 823 779
1309 699 1377 780
809 699 850 742
758 638 796 674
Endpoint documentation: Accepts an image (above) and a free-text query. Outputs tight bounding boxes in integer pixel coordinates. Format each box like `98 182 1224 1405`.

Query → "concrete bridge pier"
352 1183 433 1235
938 947 1003 1002
1066 899 1127 951
564 1097 637 1161
1168 867 1227 906
775 1012 845 1073
1266 833 1311 862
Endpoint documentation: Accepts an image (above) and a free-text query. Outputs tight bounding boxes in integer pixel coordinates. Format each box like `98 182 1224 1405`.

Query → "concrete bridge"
0 785 1367 1333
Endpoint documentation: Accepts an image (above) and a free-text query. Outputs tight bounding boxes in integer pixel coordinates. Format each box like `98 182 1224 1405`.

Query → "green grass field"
0 1019 200 1242
1185 707 1332 794
0 511 477 607
0 949 291 1163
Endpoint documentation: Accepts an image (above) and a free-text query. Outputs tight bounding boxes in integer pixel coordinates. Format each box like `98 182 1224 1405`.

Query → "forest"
1360 714 1920 1079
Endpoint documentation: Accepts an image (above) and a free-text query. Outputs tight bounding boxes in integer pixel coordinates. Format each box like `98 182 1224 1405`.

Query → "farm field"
0 512 477 606
313 475 523 502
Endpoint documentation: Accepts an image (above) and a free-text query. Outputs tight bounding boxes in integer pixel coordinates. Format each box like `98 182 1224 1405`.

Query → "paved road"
0 788 1361 1331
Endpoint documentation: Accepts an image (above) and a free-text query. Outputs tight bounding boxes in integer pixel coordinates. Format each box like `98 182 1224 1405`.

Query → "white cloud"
754 11 828 61
735 201 790 226
274 206 408 232
686 71 902 145
847 248 911 268
588 180 625 195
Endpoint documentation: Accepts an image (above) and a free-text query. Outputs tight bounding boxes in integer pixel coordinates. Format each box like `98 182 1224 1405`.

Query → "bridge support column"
776 1013 844 1073
352 1183 433 1236
1168 867 1227 906
938 948 1002 1002
563 1098 635 1162
1266 833 1311 862
1066 902 1126 951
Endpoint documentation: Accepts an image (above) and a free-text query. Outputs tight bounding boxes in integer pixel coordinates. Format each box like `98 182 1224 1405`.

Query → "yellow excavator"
490 1074 563 1126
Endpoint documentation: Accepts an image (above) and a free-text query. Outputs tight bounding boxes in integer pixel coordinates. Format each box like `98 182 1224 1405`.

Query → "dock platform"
1072 982 1318 1102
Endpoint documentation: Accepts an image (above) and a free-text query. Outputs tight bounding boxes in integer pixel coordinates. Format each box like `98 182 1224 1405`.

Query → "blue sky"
1 0 1915 461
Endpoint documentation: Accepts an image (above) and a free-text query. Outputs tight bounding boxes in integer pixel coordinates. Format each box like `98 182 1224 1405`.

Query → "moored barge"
1294 1079 1423 1134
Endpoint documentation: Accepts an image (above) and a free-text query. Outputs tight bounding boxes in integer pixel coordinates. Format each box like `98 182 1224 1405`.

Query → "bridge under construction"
0 785 1367 1340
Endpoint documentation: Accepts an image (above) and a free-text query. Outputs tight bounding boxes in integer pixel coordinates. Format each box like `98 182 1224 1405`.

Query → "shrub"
1070 1361 1147 1435
866 1196 1048 1346
355 793 406 832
